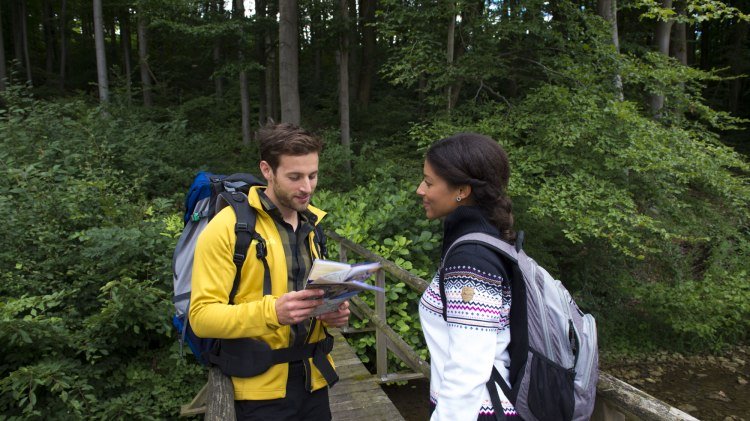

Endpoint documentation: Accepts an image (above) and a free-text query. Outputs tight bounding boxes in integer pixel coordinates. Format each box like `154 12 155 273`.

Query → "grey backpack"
440 232 598 421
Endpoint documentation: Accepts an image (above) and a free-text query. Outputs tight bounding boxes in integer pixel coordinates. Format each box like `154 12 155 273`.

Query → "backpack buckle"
255 240 267 259
233 253 245 264
236 222 249 232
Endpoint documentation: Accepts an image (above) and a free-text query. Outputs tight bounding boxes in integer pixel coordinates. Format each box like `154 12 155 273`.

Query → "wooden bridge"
181 231 701 421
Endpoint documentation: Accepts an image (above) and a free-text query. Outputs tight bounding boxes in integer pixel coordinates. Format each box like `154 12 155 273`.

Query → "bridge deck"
329 329 405 421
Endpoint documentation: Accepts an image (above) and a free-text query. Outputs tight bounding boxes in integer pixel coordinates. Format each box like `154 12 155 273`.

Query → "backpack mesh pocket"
527 349 575 421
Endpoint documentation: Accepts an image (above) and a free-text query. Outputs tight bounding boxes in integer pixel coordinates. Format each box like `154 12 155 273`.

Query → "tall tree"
650 0 673 116
446 5 456 111
671 2 687 65
265 0 280 122
212 0 225 99
256 0 267 122
597 0 624 100
279 0 301 125
234 0 252 144
94 0 110 102
0 2 6 90
42 0 56 77
138 11 153 106
728 20 749 114
121 7 133 100
338 0 352 178
357 0 377 107
14 0 33 84
59 0 68 90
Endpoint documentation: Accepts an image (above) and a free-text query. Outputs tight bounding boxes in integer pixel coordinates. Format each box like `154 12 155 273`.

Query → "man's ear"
259 160 273 182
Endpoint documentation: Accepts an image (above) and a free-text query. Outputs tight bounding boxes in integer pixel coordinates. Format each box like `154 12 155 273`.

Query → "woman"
417 133 518 420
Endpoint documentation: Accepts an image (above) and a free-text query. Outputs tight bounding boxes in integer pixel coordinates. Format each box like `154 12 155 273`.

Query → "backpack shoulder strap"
217 191 272 302
439 232 518 321
313 224 328 259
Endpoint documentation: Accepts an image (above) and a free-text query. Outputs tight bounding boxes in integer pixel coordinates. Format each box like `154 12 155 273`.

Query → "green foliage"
0 87 206 418
316 167 440 370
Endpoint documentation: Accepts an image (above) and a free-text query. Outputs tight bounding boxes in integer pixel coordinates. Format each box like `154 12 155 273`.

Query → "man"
189 123 350 420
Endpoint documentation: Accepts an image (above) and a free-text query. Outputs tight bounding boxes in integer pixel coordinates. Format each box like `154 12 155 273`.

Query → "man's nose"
300 178 312 193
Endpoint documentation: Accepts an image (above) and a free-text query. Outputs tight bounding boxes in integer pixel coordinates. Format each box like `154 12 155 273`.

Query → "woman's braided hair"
425 133 516 242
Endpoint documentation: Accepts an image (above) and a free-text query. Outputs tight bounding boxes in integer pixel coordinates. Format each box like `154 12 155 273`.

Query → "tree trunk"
699 21 711 69
138 12 153 106
0 3 6 90
94 0 109 102
213 40 224 98
686 22 696 66
42 0 56 77
446 10 456 112
357 0 376 107
212 0 225 99
310 0 322 86
256 0 267 123
59 0 68 91
267 1 280 122
728 21 748 114
121 8 133 101
650 0 673 116
11 1 23 70
20 0 33 84
279 0 301 125
108 15 118 70
234 0 252 145
671 2 687 65
339 0 352 179
597 0 623 101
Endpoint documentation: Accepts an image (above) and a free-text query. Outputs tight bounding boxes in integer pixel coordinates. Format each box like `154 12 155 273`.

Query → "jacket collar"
441 205 499 258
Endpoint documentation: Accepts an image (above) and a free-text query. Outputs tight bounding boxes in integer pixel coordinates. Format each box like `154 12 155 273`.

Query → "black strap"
220 191 272 301
314 224 328 259
487 366 511 421
309 319 339 387
439 265 448 321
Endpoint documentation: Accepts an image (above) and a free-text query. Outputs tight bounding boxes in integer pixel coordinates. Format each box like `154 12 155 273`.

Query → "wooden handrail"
326 231 429 293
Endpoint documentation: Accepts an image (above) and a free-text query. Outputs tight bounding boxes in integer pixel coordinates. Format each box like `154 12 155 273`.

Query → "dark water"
382 346 750 421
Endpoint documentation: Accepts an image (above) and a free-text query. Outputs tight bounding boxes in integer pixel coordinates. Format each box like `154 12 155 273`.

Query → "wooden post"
205 366 235 420
375 269 387 381
338 240 347 262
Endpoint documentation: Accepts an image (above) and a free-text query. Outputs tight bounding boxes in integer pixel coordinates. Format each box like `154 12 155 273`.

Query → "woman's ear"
457 185 473 202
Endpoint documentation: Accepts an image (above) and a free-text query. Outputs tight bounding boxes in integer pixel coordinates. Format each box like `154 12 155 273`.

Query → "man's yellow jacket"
189 186 334 400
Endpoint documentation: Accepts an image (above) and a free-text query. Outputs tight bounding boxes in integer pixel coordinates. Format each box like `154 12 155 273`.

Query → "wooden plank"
328 328 405 421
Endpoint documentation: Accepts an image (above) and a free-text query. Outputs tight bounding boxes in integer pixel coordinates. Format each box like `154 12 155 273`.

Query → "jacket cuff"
264 295 282 329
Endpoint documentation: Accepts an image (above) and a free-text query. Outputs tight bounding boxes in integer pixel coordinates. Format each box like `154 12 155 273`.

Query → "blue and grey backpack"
439 232 599 421
172 172 267 365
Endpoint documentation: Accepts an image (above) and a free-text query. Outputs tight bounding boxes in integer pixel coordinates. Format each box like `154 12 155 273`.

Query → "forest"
1 0 749 418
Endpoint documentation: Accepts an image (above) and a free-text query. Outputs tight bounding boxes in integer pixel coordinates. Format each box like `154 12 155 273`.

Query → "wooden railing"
329 231 431 383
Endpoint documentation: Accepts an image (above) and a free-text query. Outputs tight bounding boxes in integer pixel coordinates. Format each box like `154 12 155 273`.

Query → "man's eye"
289 176 300 181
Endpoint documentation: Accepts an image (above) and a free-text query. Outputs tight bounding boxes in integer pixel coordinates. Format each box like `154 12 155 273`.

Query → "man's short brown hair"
257 123 323 171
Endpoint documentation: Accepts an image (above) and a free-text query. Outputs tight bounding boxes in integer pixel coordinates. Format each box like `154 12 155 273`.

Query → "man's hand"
275 289 325 325
317 301 351 327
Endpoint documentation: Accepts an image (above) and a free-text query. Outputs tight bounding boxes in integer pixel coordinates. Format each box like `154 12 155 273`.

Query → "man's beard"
272 183 311 213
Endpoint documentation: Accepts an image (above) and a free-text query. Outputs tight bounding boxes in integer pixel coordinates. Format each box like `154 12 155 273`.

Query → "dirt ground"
382 346 750 421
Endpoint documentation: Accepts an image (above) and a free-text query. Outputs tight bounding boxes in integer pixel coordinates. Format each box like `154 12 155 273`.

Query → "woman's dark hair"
426 133 516 242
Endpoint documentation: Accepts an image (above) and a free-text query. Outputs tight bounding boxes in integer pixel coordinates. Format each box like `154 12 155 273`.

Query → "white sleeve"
431 265 511 421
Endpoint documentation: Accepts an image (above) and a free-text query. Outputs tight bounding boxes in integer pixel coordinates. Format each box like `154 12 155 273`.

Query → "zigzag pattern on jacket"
420 267 511 331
